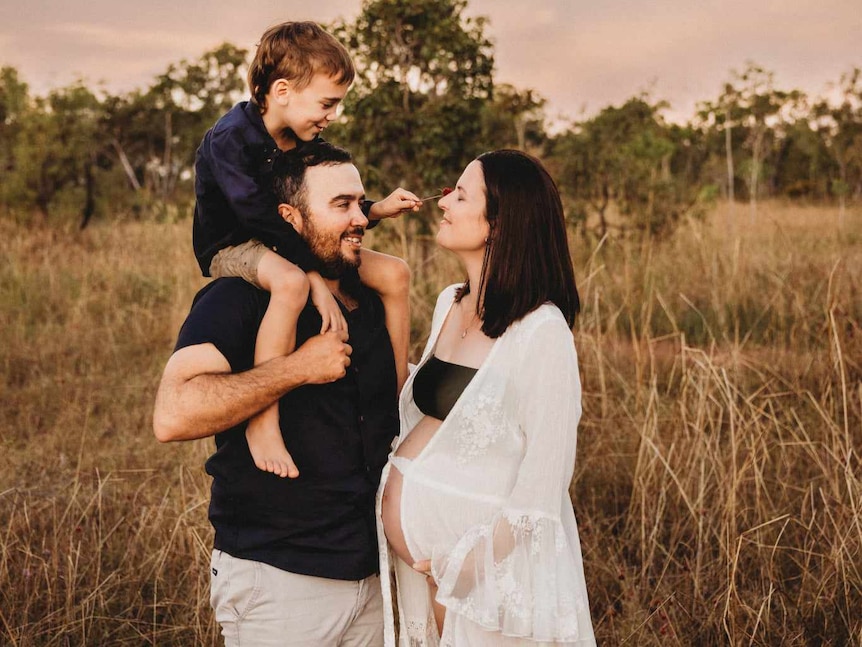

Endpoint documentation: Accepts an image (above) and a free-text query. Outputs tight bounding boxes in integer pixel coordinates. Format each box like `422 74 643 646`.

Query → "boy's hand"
308 271 348 334
369 188 422 219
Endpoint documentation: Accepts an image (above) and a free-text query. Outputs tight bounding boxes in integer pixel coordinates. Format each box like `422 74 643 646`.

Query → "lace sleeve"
430 314 590 642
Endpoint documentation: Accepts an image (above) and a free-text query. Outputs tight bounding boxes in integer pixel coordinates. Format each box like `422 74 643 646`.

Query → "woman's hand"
412 559 435 585
307 271 348 334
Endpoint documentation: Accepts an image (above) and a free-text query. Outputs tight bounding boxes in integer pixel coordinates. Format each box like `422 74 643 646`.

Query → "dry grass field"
1 201 860 645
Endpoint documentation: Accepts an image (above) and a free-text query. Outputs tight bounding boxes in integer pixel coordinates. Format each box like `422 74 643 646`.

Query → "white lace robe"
376 285 596 646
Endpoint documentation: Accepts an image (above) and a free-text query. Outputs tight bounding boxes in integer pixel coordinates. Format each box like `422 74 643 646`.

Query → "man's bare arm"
153 331 351 443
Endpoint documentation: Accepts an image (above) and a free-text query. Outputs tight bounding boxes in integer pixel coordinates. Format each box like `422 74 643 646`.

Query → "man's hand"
369 188 422 219
294 330 353 384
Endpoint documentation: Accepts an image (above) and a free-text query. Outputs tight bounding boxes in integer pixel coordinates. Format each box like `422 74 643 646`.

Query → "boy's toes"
276 460 298 478
281 456 300 479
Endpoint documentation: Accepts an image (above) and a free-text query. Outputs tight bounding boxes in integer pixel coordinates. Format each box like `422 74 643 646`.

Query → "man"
153 142 399 646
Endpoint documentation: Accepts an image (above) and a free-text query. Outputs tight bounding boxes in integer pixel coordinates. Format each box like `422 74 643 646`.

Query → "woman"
377 150 596 646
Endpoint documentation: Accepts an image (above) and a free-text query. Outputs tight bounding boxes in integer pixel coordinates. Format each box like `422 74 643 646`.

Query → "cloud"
0 1 360 93
43 23 216 53
465 0 861 122
1 0 859 122
0 23 222 92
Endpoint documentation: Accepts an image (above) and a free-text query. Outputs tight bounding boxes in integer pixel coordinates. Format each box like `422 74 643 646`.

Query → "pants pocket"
210 551 263 625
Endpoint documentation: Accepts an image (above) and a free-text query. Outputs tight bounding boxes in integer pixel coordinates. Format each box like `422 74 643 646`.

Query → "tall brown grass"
1 201 860 645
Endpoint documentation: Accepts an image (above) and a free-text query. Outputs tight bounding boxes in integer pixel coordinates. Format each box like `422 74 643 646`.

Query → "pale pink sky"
1 0 859 125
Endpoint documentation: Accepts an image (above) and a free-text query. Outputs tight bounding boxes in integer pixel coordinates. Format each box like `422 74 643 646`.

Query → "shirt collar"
242 100 274 143
241 99 322 153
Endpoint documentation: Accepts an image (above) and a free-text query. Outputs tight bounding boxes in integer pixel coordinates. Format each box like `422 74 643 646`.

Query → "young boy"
193 21 418 479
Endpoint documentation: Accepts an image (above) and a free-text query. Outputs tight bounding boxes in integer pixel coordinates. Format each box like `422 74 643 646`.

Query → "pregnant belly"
381 415 442 565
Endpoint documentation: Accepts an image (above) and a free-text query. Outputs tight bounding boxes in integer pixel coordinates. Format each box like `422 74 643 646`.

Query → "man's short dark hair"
272 141 353 212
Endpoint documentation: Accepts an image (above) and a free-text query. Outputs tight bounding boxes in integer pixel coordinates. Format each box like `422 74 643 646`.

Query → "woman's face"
435 160 490 254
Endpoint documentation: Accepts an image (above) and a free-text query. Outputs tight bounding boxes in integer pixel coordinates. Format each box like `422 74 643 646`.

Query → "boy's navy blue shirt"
175 277 398 580
193 101 375 276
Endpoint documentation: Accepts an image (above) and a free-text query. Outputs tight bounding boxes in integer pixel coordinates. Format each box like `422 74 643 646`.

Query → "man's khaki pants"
210 550 384 646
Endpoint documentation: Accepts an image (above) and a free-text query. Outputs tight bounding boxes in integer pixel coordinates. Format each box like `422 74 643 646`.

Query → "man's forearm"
154 352 308 442
153 331 351 443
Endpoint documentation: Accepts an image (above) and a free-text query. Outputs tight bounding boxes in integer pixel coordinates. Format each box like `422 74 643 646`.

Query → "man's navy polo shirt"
174 276 398 580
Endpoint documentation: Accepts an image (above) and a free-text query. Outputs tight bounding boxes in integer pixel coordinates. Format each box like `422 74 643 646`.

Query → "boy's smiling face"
267 73 350 143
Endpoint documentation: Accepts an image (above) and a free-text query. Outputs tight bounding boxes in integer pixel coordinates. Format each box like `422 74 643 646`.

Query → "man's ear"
270 79 291 106
278 203 303 233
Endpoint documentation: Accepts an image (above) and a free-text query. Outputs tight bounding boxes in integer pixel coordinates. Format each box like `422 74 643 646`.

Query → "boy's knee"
273 267 310 300
264 260 309 300
385 257 411 295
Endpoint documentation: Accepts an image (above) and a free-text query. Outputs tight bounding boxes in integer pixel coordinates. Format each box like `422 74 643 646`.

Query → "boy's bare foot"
246 413 299 478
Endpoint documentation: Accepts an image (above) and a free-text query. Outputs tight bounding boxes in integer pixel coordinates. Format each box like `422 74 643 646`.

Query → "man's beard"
302 216 363 280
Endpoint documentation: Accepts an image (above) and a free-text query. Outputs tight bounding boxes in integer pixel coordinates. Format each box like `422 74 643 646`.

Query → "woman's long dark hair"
457 149 580 338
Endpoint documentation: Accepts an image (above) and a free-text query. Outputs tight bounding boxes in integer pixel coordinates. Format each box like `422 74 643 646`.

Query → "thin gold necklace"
461 307 480 339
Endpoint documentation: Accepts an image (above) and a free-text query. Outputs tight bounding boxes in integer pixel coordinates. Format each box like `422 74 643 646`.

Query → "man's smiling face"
293 163 368 278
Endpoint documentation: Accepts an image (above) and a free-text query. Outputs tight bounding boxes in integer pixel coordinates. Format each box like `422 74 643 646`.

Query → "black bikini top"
413 355 478 420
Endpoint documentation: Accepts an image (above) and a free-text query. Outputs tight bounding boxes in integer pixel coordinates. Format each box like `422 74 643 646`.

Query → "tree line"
1 0 860 237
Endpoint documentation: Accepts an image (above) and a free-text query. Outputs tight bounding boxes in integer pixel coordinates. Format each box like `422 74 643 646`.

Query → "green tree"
699 63 802 219
1 44 248 225
771 118 833 199
550 96 704 239
138 42 248 202
0 66 30 212
328 0 494 194
812 67 862 224
479 83 547 152
4 80 113 226
696 82 744 206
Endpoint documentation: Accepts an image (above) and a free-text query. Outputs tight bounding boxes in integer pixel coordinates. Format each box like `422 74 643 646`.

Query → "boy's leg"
357 250 410 392
247 249 308 478
210 241 267 287
213 242 306 478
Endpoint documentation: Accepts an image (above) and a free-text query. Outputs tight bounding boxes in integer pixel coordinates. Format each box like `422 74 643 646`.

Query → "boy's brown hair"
248 21 355 109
